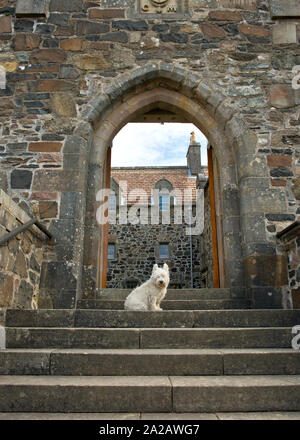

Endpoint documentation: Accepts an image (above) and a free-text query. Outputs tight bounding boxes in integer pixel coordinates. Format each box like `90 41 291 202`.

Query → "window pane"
108 244 115 259
159 195 169 211
109 195 116 211
159 244 169 258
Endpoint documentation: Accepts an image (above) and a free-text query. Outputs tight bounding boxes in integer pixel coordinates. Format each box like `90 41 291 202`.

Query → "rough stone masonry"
0 0 300 309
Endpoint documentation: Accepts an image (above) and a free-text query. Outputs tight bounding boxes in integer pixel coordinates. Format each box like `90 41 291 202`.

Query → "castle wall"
0 190 48 321
107 216 202 289
0 1 299 307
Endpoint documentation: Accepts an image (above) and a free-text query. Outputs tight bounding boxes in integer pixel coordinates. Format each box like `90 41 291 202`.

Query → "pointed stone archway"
62 62 286 308
91 85 238 289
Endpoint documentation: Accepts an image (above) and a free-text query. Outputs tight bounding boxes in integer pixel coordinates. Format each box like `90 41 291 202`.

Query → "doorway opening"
101 121 219 290
84 71 245 298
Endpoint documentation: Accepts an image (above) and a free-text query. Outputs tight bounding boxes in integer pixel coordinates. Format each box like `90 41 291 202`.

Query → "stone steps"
5 309 300 328
171 376 300 413
5 327 293 349
2 287 300 414
0 375 300 413
95 288 231 300
1 348 299 376
76 299 251 310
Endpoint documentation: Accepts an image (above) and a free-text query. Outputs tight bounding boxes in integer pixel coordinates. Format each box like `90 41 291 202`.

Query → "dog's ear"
152 264 158 273
163 263 169 272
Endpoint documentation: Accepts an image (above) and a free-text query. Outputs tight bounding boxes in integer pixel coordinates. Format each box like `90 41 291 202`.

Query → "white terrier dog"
124 263 170 311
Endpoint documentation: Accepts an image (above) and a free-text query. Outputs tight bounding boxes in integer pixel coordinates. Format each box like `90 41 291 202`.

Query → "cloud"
111 123 208 167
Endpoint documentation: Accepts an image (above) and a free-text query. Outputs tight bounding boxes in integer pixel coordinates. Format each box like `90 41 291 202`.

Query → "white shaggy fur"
124 264 170 311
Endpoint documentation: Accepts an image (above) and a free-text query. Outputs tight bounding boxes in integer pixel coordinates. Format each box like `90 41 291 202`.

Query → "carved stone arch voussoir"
81 63 236 130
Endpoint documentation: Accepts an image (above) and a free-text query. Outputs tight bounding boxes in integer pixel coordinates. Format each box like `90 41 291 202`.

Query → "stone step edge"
95 292 233 300
93 288 232 300
97 289 231 293
1 375 300 383
76 299 251 304
78 299 249 302
76 299 252 310
1 348 300 376
0 412 300 420
5 309 300 328
2 325 292 328
5 327 294 349
2 348 298 353
0 375 300 413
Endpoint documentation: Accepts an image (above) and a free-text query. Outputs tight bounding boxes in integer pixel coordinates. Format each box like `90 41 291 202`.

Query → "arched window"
154 178 173 211
155 178 173 192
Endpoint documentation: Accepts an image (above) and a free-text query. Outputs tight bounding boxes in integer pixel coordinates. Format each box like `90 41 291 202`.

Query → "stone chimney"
186 131 201 176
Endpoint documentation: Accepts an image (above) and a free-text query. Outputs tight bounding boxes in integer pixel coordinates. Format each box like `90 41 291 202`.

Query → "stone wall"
107 208 202 289
0 0 299 306
0 190 50 323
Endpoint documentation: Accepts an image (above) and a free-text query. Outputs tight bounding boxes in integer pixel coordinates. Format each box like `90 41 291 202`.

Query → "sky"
111 123 208 167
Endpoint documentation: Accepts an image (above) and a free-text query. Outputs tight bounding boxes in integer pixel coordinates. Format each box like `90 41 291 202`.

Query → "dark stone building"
107 147 209 288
